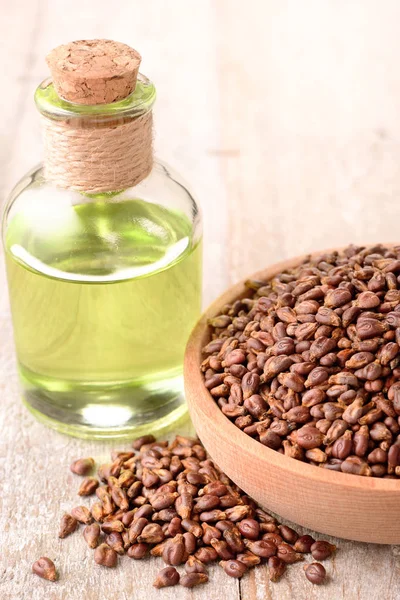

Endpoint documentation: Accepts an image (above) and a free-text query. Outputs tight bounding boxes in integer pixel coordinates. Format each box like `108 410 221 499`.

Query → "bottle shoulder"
2 160 202 282
4 158 200 216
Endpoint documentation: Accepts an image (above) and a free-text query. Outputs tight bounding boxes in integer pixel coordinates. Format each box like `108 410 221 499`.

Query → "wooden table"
2 1 400 598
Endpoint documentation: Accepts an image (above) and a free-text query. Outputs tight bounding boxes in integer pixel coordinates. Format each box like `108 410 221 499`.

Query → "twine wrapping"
42 111 153 193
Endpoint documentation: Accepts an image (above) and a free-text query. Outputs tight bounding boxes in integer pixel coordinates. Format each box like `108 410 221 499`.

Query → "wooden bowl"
184 250 400 544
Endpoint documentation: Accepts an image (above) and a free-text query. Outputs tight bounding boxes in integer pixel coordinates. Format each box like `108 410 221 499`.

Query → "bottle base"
20 368 189 439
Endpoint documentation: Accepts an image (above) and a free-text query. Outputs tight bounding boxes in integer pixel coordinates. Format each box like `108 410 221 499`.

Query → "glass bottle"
1 40 202 439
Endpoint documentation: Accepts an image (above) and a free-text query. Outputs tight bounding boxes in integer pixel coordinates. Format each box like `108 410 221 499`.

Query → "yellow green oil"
4 197 202 438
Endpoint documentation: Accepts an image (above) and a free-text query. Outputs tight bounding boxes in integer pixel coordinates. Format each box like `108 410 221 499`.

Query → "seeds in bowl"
201 244 400 478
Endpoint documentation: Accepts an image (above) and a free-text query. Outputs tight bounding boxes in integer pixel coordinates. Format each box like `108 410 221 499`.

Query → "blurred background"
1 0 400 306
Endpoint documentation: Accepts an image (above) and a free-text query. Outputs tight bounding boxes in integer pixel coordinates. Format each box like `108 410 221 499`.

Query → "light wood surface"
2 1 400 599
185 250 400 545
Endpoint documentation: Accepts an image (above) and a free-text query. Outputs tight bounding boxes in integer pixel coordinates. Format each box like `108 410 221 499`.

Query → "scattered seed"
32 557 57 581
311 540 336 561
58 514 78 539
220 559 247 578
70 506 92 524
70 458 94 476
78 477 99 496
304 562 327 584
268 556 286 582
180 572 209 588
83 523 101 549
185 555 208 574
153 567 180 588
94 543 118 568
127 543 149 559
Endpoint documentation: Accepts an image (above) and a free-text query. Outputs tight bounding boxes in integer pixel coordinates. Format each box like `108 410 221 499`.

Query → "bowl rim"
185 246 400 493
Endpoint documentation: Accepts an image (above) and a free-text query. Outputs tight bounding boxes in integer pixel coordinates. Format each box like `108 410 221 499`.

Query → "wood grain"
2 1 400 599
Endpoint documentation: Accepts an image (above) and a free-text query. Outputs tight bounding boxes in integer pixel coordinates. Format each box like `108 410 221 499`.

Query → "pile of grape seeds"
32 435 335 588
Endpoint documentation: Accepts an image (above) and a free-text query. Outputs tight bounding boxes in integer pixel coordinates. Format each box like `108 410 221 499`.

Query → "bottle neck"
35 74 156 194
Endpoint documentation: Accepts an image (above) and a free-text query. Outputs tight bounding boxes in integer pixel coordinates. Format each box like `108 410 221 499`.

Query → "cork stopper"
46 39 141 105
